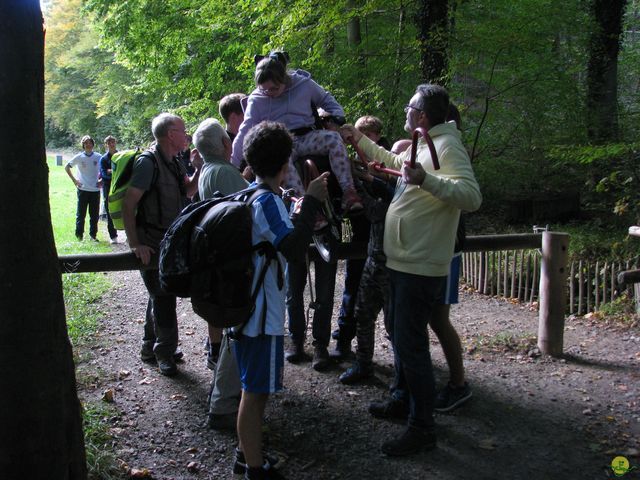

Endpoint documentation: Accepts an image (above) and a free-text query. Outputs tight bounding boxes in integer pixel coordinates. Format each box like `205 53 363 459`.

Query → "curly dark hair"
242 121 293 178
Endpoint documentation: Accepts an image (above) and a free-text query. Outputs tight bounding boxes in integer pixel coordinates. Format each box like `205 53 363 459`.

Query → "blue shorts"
233 335 284 394
442 253 461 305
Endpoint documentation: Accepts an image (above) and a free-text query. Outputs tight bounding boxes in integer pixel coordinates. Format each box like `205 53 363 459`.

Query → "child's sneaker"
234 450 284 479
434 381 472 413
341 187 363 212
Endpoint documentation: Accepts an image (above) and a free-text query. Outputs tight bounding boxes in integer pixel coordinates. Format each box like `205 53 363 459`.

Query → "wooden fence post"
537 232 570 356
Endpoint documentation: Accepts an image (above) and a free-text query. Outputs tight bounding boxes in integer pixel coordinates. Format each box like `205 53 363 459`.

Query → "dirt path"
76 266 640 480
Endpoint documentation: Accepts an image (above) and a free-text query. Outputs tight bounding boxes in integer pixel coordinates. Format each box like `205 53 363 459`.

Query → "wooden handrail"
57 234 543 274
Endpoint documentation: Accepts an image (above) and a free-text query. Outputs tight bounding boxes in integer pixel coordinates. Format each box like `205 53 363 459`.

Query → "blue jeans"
387 268 445 430
286 258 337 347
75 189 100 239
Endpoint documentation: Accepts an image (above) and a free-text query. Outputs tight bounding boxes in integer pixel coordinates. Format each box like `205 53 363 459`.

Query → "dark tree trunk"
415 0 450 85
586 0 627 143
0 1 87 478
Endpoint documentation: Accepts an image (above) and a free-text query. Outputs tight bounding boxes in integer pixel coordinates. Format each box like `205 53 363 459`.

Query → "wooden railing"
58 232 570 356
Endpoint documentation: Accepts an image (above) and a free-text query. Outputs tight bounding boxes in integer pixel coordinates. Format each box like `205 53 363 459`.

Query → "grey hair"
151 113 182 140
193 118 230 160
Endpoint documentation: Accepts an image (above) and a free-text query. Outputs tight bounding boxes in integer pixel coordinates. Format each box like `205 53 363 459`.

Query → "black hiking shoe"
312 345 331 371
140 346 184 363
434 382 472 413
244 462 287 479
369 398 409 420
339 362 373 385
329 339 354 361
285 342 310 363
157 356 177 377
206 413 237 431
381 426 437 456
233 449 283 478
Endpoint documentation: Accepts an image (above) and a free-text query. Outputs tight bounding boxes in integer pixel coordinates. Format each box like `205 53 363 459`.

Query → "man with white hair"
193 117 249 431
195 118 248 199
123 112 201 376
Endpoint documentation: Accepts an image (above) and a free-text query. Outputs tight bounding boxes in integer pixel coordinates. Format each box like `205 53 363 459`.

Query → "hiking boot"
207 341 221 371
369 398 409 420
233 449 283 477
329 339 353 361
381 426 437 456
109 237 118 245
157 356 177 377
341 187 363 212
206 412 237 431
339 362 373 385
140 346 184 363
331 328 340 340
434 382 472 413
75 235 83 241
90 236 99 242
244 462 287 480
285 342 310 364
312 345 331 372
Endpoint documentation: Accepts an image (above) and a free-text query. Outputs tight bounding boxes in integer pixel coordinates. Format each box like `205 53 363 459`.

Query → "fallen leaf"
129 467 152 478
184 447 198 454
478 438 497 450
139 377 154 385
171 394 187 401
102 389 115 403
186 461 199 472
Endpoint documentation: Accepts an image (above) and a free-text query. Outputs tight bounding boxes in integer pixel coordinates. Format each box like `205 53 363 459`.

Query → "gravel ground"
75 258 640 480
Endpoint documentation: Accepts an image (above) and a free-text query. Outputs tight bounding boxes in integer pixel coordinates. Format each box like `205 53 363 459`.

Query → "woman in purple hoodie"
230 51 362 213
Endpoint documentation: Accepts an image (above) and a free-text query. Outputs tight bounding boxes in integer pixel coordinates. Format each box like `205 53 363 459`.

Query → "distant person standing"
65 135 102 241
100 135 119 244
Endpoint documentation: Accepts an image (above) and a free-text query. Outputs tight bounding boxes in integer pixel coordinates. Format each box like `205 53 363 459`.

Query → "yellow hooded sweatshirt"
356 121 482 277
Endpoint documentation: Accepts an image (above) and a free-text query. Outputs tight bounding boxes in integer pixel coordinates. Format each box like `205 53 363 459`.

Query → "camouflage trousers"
352 256 390 366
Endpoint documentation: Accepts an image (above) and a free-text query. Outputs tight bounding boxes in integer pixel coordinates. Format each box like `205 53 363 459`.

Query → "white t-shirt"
67 151 101 192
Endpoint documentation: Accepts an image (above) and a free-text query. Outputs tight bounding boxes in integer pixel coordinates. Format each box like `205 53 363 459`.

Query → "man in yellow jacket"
341 84 482 456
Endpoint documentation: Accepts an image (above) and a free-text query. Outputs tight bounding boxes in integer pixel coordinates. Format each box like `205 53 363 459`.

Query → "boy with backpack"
232 121 328 480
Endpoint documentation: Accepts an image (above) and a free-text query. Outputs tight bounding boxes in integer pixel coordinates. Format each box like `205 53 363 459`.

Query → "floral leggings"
285 129 355 197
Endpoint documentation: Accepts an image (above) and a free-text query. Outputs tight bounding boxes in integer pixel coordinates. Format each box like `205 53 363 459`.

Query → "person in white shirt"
65 135 102 241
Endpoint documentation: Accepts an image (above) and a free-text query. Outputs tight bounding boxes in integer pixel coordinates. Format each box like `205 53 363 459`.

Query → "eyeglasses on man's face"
404 104 423 114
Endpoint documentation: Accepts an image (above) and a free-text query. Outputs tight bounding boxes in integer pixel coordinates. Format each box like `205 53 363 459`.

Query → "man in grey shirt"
192 117 248 430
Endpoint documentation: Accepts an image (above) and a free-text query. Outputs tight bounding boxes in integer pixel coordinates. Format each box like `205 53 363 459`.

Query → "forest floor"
75 252 640 480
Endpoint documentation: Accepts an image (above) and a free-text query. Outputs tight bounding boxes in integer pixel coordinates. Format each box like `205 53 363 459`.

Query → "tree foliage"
45 0 640 219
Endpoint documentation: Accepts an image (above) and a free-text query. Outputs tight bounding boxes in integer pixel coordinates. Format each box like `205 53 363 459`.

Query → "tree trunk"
586 0 627 143
346 0 366 92
415 0 450 84
0 1 87 478
388 1 407 135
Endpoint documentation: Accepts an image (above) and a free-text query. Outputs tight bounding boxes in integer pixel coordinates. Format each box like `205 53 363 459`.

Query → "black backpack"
158 185 279 329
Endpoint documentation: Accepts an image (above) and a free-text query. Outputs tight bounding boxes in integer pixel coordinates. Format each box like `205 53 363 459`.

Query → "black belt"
290 127 315 137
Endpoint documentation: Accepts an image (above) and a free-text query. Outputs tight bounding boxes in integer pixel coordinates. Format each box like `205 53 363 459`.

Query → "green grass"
48 155 121 477
82 402 122 480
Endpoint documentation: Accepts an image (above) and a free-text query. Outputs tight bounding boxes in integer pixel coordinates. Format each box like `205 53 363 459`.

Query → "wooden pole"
537 232 570 356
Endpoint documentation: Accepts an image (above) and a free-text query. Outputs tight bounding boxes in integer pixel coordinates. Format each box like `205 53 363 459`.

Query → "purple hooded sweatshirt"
230 69 345 168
